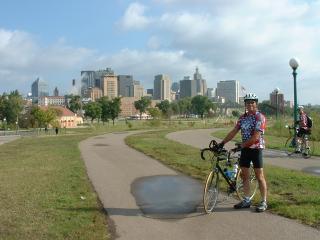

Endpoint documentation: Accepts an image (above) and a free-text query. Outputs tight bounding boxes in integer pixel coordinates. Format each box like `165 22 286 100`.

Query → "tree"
44 108 61 128
31 106 47 128
0 91 23 125
83 102 102 123
156 100 171 118
98 97 111 124
170 101 180 115
30 106 61 129
220 101 240 115
109 97 121 125
232 110 241 118
148 107 161 119
68 95 82 114
191 95 213 119
134 97 151 119
259 100 277 116
178 97 192 117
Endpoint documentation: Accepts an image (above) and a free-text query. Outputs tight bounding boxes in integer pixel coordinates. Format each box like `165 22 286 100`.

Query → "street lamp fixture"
289 57 300 137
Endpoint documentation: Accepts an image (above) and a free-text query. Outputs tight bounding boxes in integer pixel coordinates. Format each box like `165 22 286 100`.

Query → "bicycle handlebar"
200 140 241 161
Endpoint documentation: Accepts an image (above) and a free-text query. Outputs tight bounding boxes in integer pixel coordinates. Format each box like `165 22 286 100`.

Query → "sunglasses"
245 100 257 104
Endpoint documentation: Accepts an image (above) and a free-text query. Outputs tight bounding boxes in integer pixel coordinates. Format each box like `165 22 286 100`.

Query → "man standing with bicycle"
296 106 312 155
217 93 268 212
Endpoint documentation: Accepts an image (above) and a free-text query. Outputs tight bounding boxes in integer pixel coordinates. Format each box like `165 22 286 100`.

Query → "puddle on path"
302 167 320 176
93 143 109 147
131 175 203 219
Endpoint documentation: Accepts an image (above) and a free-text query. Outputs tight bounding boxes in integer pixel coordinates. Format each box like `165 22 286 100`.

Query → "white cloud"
147 36 161 50
118 2 151 30
0 28 94 94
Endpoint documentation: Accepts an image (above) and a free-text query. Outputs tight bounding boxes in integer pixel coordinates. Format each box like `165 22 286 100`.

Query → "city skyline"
0 0 320 104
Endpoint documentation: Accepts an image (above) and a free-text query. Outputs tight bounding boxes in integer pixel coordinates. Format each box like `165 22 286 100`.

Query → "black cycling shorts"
297 128 311 137
240 148 263 168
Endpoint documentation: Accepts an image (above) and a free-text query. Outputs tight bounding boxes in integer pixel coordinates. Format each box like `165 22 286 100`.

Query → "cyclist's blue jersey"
235 111 266 149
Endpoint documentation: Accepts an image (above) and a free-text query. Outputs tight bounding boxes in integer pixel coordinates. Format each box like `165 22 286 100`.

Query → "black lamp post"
3 118 6 136
289 58 299 137
274 88 280 119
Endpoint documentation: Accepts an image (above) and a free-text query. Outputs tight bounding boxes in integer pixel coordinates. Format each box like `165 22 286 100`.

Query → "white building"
216 80 240 104
38 96 66 106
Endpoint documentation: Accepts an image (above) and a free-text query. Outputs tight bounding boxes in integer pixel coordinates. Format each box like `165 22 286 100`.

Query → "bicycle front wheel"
203 170 219 214
235 166 258 201
284 136 296 156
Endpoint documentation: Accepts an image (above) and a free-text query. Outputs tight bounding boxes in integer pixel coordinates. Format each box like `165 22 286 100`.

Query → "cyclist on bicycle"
295 106 311 154
217 93 268 212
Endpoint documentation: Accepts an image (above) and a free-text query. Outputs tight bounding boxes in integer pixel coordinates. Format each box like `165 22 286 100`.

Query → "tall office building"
87 87 103 102
81 68 114 97
80 71 95 97
153 74 171 101
146 89 153 98
179 76 197 99
133 84 144 99
193 67 207 95
171 82 180 92
216 80 240 103
101 70 118 99
118 75 134 97
70 79 79 96
31 77 49 102
206 88 215 98
270 88 284 113
53 87 59 96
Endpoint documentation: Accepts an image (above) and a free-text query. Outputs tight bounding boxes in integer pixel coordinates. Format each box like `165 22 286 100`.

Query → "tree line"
1 90 319 130
0 91 63 129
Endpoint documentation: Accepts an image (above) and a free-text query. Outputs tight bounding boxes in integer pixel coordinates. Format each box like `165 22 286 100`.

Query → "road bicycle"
200 140 258 214
284 125 314 158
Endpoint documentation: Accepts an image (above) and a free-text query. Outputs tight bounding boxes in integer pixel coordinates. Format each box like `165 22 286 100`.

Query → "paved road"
167 128 320 176
0 135 20 145
80 130 319 240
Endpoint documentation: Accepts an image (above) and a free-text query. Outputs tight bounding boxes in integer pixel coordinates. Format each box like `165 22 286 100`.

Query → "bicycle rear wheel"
235 166 258 201
284 136 296 156
203 170 219 213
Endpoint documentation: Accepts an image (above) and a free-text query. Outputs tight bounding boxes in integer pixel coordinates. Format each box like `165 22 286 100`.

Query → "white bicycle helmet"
298 105 304 109
244 93 258 102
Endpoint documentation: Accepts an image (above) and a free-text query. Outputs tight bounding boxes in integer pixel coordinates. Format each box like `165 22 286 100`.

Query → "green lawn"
0 134 110 239
1 119 319 238
126 129 320 229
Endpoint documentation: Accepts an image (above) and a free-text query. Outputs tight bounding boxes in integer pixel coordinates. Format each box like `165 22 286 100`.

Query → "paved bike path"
167 128 320 175
80 131 318 240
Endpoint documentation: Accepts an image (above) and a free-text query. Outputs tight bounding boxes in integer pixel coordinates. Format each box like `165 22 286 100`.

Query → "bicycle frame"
212 154 237 193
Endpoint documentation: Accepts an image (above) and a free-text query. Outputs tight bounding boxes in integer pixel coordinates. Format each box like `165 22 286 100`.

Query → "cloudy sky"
0 0 319 104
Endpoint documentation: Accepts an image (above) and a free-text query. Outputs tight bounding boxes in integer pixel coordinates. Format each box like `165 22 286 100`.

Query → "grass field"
1 118 319 239
0 134 111 239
